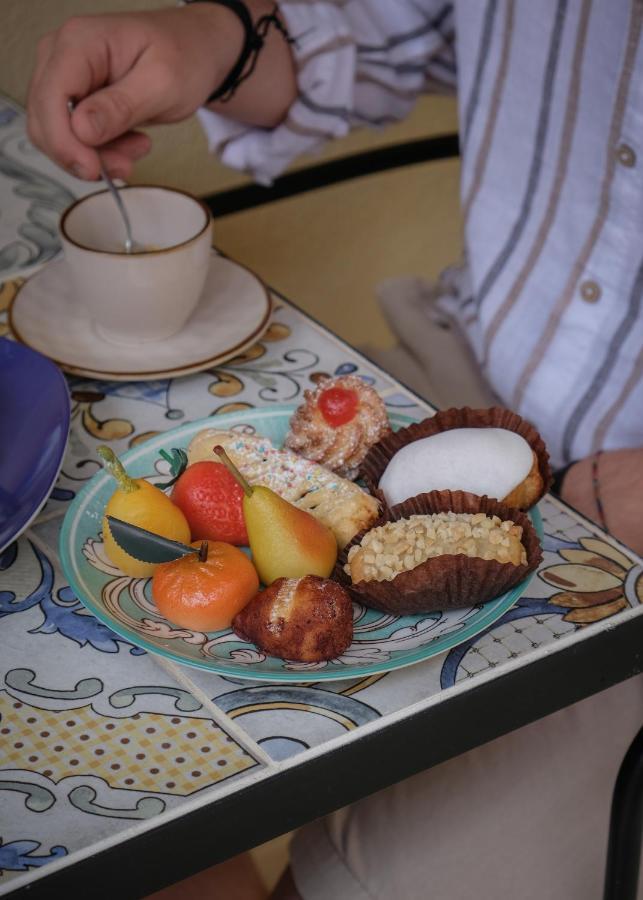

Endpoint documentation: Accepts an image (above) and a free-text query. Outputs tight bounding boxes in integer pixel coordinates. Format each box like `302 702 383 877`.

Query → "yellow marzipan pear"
214 446 337 584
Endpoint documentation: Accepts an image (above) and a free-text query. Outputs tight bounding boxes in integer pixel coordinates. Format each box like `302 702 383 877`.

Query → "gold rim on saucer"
9 256 273 381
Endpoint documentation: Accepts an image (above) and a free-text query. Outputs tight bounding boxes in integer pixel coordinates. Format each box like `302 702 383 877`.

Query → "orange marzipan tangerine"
152 541 259 632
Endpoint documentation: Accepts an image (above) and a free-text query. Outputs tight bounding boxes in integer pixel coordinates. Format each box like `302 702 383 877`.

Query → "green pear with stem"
214 446 337 584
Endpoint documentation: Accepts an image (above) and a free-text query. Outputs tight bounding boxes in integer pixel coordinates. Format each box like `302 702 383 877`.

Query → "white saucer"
9 253 272 381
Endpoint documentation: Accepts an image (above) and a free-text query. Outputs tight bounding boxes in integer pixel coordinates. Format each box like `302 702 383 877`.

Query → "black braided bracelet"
184 0 294 103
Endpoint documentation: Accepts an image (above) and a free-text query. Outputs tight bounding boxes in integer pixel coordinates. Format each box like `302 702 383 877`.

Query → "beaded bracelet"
184 0 294 103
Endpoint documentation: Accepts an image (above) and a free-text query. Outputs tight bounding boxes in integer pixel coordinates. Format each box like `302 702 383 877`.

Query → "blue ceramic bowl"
0 338 70 550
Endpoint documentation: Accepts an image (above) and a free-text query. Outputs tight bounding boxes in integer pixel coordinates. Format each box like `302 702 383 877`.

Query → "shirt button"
580 280 601 303
616 143 636 167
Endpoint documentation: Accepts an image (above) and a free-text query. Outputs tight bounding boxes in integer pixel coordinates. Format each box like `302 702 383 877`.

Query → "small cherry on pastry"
285 374 391 479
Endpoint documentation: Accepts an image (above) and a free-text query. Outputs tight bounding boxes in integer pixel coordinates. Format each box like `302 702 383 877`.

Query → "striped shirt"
199 0 643 467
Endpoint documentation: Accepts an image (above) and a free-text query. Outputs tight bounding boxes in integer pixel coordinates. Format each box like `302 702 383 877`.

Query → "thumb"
71 65 164 147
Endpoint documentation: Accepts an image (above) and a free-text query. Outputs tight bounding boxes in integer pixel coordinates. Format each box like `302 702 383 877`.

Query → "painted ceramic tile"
27 519 67 558
0 96 97 283
180 670 384 761
0 536 262 892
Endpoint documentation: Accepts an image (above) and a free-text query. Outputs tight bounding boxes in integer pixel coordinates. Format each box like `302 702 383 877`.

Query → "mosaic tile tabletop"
0 95 98 283
1 95 642 895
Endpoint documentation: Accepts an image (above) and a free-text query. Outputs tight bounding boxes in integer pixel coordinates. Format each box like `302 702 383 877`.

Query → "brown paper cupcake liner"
361 406 552 510
333 490 543 615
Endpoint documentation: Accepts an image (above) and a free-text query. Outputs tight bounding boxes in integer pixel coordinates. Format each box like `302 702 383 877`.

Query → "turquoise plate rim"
59 405 544 683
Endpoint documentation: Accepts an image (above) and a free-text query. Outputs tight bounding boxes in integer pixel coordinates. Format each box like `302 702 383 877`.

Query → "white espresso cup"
60 186 212 344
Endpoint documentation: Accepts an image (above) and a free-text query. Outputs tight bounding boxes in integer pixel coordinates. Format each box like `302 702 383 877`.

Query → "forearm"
26 1 297 180
198 0 456 182
204 0 297 128
560 449 643 555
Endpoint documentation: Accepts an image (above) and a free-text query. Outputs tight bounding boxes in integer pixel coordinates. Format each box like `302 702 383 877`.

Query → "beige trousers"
291 675 643 900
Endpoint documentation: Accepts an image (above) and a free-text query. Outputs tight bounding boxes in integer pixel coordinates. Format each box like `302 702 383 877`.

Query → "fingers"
27 19 113 179
98 131 153 180
70 55 173 149
26 8 221 179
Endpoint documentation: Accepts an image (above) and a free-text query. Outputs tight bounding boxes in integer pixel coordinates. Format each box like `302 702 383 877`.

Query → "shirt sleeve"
197 0 456 184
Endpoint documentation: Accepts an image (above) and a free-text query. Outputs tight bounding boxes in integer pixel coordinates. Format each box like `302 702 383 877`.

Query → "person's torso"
450 0 643 465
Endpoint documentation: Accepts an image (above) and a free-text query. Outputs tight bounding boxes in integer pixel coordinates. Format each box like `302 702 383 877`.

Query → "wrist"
559 457 593 516
186 0 296 120
181 2 246 103
560 454 609 532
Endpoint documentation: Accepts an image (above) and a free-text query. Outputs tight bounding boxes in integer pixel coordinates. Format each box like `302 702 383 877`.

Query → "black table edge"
13 609 643 899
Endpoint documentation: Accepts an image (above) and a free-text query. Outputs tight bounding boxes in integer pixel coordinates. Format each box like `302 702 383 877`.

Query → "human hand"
561 448 643 556
26 6 243 181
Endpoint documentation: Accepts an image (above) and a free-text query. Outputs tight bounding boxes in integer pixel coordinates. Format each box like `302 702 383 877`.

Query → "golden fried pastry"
284 375 391 479
502 454 544 508
346 511 527 584
233 575 353 662
187 429 379 549
335 490 542 615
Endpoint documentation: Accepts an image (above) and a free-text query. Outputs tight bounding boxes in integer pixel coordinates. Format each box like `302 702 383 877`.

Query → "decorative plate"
0 338 70 551
59 405 543 682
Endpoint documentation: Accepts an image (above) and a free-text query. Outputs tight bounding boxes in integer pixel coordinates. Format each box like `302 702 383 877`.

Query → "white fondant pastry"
379 428 534 506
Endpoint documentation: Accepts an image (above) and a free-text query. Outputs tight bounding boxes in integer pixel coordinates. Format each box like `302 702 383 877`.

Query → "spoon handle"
99 162 134 254
67 99 134 254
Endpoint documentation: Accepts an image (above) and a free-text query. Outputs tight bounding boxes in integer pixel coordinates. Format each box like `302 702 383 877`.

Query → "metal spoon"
98 161 135 254
67 99 138 254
